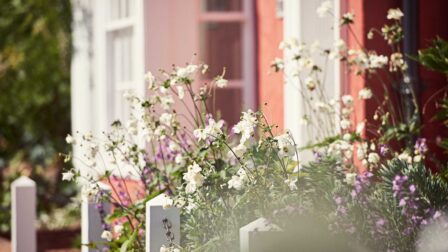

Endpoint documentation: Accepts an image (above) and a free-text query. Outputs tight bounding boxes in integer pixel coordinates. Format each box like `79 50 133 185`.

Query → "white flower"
334 39 346 51
358 88 373 100
65 134 76 144
176 86 185 99
390 52 407 72
342 95 353 106
174 154 185 166
297 57 315 70
398 151 413 164
285 178 298 190
228 175 244 190
387 8 403 20
201 64 209 74
340 119 351 130
279 38 298 50
356 122 365 134
114 224 124 235
233 110 257 144
160 245 179 252
271 57 284 70
343 133 351 141
145 71 156 89
369 54 388 69
367 152 380 164
101 230 112 241
357 146 366 160
62 171 75 181
299 116 310 125
345 173 357 186
314 101 331 112
127 118 138 135
215 78 228 88
176 64 198 78
341 12 355 23
183 162 204 193
123 90 135 100
161 194 174 209
81 184 99 201
193 128 206 141
231 144 247 158
275 134 295 158
305 77 316 91
413 155 422 163
316 1 332 18
194 118 225 141
160 113 174 126
160 95 174 110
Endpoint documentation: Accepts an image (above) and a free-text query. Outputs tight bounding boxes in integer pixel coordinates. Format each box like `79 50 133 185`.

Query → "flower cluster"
60 5 448 252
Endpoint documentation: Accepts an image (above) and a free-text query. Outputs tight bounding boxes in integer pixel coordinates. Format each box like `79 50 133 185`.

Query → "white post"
81 183 112 252
240 218 280 252
283 0 341 162
146 194 180 252
11 176 36 252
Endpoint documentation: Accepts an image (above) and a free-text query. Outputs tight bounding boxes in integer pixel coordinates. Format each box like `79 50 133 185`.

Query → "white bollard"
240 217 281 252
146 194 180 252
81 182 112 252
11 176 36 252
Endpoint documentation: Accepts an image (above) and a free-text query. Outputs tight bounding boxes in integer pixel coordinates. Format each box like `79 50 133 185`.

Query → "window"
93 0 145 129
198 0 255 126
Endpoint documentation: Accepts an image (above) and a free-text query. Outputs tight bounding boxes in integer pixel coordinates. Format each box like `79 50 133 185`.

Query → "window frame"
197 0 256 111
93 0 145 131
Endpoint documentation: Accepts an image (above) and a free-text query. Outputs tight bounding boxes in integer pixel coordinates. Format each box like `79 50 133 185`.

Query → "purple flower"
399 198 407 207
433 211 442 220
335 196 343 205
376 218 386 228
409 184 416 194
379 144 389 156
414 138 428 154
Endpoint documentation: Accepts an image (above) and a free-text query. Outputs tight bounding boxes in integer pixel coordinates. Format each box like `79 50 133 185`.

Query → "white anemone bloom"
183 162 204 194
387 8 403 20
65 134 76 144
233 110 257 144
215 77 228 88
275 134 295 158
316 1 332 18
62 171 75 181
101 230 113 241
358 88 373 100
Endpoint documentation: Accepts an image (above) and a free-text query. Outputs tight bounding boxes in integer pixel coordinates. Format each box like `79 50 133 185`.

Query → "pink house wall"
255 0 284 133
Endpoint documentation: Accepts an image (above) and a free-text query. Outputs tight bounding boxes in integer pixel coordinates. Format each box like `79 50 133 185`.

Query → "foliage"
274 157 448 252
417 38 448 154
418 37 448 75
0 0 75 233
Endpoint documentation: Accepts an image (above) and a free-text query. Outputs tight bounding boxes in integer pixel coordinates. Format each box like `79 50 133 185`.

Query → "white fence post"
81 182 112 252
11 176 36 252
240 217 281 252
146 194 180 252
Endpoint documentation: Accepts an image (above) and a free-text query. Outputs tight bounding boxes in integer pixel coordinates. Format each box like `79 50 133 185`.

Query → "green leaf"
120 240 130 252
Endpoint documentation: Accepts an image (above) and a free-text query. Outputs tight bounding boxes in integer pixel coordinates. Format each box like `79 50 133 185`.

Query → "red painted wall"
344 0 400 139
255 0 284 133
345 0 448 166
419 0 448 164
